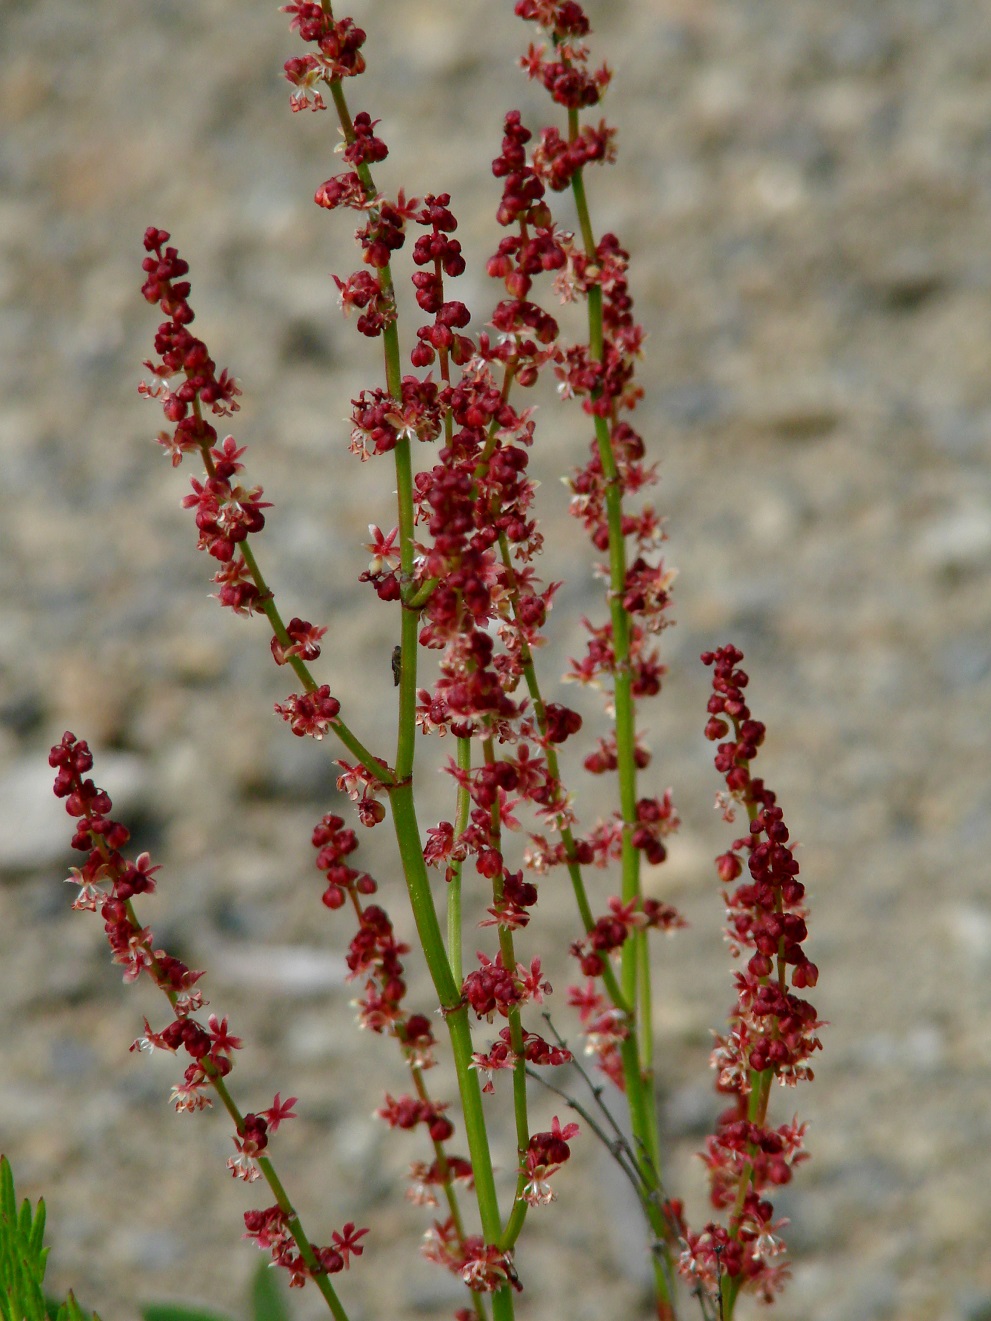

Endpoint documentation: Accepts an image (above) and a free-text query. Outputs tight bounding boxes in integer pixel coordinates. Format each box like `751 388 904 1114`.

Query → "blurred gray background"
2 1 990 1318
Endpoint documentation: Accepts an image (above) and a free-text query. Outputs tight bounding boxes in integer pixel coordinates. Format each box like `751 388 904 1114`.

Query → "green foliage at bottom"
0 1152 288 1321
0 1154 101 1321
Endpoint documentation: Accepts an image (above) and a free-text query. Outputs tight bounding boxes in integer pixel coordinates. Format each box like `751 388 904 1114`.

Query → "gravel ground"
2 2 991 1320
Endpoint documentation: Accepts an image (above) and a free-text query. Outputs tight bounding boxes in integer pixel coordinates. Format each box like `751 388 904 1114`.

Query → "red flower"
274 685 342 738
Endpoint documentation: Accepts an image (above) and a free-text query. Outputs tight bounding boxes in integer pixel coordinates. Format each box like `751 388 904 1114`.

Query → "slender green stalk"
182 401 390 785
389 780 515 1320
569 120 675 1313
327 52 518 1318
447 735 474 984
208 1075 350 1321
494 527 630 1009
479 737 532 1252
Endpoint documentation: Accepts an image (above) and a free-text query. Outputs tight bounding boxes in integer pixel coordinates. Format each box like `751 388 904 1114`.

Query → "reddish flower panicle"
520 1115 579 1205
274 685 342 739
244 1205 368 1286
674 646 824 1302
531 121 616 191
137 231 286 624
140 228 241 439
471 1027 570 1094
281 6 367 110
461 950 526 1022
406 1155 474 1207
378 1093 454 1144
48 734 266 1126
271 617 327 665
346 904 410 1032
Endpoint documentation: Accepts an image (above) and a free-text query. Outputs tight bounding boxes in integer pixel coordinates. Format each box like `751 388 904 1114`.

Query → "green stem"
209 1075 351 1320
389 780 515 1319
181 398 390 786
240 540 391 778
569 144 675 1311
447 735 474 984
494 527 631 1012
479 736 531 1253
326 58 515 1318
409 1064 473 1249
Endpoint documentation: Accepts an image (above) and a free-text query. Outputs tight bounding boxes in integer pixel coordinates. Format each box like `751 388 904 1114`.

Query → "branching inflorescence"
49 4 822 1320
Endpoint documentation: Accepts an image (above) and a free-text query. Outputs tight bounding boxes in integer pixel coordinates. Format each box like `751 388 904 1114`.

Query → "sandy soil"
2 2 990 1319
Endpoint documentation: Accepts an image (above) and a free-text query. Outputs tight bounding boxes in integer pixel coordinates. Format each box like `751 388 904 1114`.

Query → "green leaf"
140 1306 238 1321
29 1196 49 1256
249 1259 291 1321
0 1154 50 1321
0 1156 101 1321
55 1290 103 1321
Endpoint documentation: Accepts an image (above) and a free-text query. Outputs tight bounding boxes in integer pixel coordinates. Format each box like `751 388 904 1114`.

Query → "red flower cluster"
630 789 680 865
377 1093 453 1144
180 464 270 564
243 1207 368 1286
310 809 478 1218
142 236 340 744
461 951 550 1023
702 645 820 1030
310 115 420 334
406 1153 475 1208
310 814 445 1053
515 1 611 110
270 617 326 666
52 731 367 1287
281 4 367 111
50 731 232 1101
520 1116 580 1206
274 685 341 739
411 193 472 369
139 229 278 620
227 1094 299 1182
531 121 616 192
139 230 241 440
675 646 824 1302
565 982 629 1089
471 1027 571 1095
312 811 373 910
332 267 396 338
565 894 683 1082
350 377 444 462
50 734 209 1069
423 1222 521 1296
571 894 684 980
345 904 410 1033
487 110 566 333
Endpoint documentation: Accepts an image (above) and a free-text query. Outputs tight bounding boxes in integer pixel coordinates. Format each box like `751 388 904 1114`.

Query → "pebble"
915 501 991 575
944 904 991 964
209 942 348 996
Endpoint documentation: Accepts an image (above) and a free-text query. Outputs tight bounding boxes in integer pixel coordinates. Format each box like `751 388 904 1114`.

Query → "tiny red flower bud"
716 851 743 883
428 1116 454 1142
